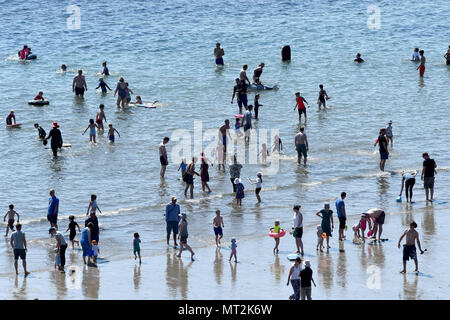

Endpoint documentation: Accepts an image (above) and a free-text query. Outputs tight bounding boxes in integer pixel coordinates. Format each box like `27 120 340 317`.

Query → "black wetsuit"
46 128 63 157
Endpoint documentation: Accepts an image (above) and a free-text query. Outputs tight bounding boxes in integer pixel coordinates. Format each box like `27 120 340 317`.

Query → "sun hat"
52 121 59 128
304 260 311 267
179 213 187 219
388 120 392 124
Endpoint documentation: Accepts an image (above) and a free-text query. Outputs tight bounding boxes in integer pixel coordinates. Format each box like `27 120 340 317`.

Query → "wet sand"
1 202 448 300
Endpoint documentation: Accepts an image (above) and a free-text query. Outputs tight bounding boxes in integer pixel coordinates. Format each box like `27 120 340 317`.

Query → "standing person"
229 238 237 262
286 257 301 300
399 171 417 203
49 227 68 271
82 119 99 143
231 78 244 114
219 120 232 154
34 123 46 139
177 213 195 261
374 128 389 171
200 157 212 193
299 260 316 300
4 204 20 237
316 203 333 249
444 45 450 65
398 221 424 273
85 212 99 244
229 155 243 193
44 122 63 157
72 70 87 97
272 134 283 153
159 137 170 178
252 62 265 84
335 192 347 241
365 208 386 242
125 82 134 106
243 105 253 143
184 157 200 198
294 127 309 165
101 61 110 76
133 233 141 264
239 65 251 85
107 124 120 143
96 78 112 94
421 152 437 202
66 215 81 249
213 210 224 247
10 224 29 275
247 172 262 203
317 84 329 110
253 94 263 119
91 240 99 264
270 220 284 253
47 189 59 229
80 223 93 265
293 92 310 122
386 121 393 147
235 178 245 206
292 205 304 255
214 42 225 65
417 50 426 77
411 48 420 61
114 77 127 108
96 104 107 131
86 194 102 216
165 197 180 247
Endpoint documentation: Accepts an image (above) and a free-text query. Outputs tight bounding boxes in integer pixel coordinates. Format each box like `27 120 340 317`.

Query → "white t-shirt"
404 173 415 181
56 231 67 246
239 69 247 82
293 211 303 228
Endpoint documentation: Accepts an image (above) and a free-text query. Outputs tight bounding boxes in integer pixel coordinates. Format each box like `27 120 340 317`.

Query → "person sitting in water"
34 123 46 139
354 53 364 63
96 78 111 94
61 64 67 72
34 91 45 101
18 45 29 60
411 47 420 62
253 63 265 84
6 111 16 125
444 46 450 65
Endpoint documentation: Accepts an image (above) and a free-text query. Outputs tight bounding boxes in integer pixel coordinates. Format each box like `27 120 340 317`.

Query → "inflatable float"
269 230 286 238
28 100 49 106
6 123 22 128
26 54 37 60
247 84 279 91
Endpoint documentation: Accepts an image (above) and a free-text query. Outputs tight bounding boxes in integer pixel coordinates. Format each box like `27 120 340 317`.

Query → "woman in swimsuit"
184 157 200 198
317 84 329 110
200 157 212 193
114 77 127 108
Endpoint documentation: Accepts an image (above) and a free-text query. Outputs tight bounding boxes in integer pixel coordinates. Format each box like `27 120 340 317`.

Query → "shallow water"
0 0 449 299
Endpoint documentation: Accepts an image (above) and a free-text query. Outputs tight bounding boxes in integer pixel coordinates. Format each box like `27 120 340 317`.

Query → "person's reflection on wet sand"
214 247 223 285
165 248 179 296
376 176 390 207
50 268 67 299
400 274 420 300
336 247 347 288
178 258 193 299
13 275 27 300
133 264 141 291
269 255 285 284
422 205 435 236
402 205 415 227
317 251 333 290
229 261 237 286
82 265 100 299
367 242 385 268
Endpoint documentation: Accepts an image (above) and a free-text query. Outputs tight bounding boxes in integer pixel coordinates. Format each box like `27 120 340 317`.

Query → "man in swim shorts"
213 209 224 246
374 128 389 171
219 119 232 155
293 92 309 123
398 221 424 273
231 78 244 114
165 197 180 247
365 208 385 242
159 137 170 178
294 127 308 165
72 70 87 97
214 42 224 65
10 224 30 275
417 50 426 77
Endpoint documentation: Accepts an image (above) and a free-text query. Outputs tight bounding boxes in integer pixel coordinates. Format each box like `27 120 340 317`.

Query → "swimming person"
72 70 87 97
102 61 110 76
417 50 426 77
398 221 424 273
213 210 224 247
82 119 99 143
47 189 59 229
316 203 333 249
96 104 107 130
4 204 20 237
61 64 67 72
411 47 420 61
247 172 262 203
34 91 45 101
252 62 265 84
114 77 127 108
294 127 308 165
107 124 120 143
374 128 389 171
444 46 450 65
354 53 365 63
184 157 200 198
177 213 195 261
214 42 224 65
96 78 112 94
159 137 170 178
165 197 181 247
10 224 29 275
34 123 46 139
399 170 417 203
317 84 329 110
293 92 310 123
421 152 437 202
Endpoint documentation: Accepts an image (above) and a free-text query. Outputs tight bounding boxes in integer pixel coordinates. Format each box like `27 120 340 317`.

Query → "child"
96 78 112 94
386 120 393 147
91 240 99 264
66 215 81 249
359 213 372 242
61 64 67 72
411 48 420 62
293 92 309 122
213 210 224 246
272 134 283 153
135 96 143 104
316 225 324 252
235 178 245 206
352 222 361 243
133 233 141 264
234 117 243 137
102 61 110 76
54 248 61 270
3 204 20 237
34 123 46 139
82 119 99 143
317 84 329 110
125 83 134 105
247 172 262 203
270 219 283 253
178 157 187 179
86 194 102 216
259 143 269 164
107 124 120 143
216 145 224 171
254 94 263 119
229 238 237 262
34 91 45 101
96 104 107 131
